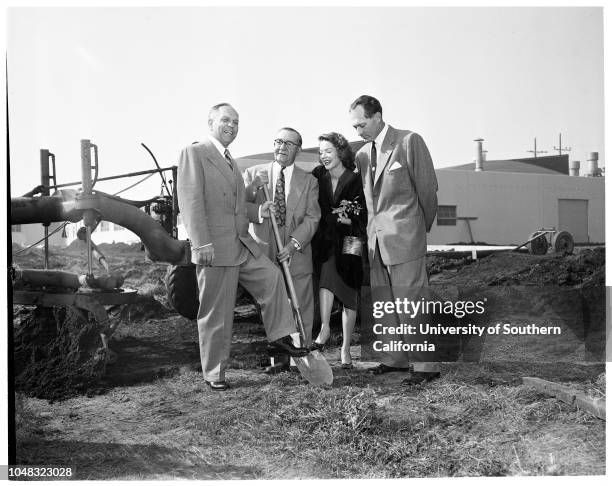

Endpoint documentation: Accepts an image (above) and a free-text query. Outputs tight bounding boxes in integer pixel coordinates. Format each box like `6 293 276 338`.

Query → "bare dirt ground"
10 243 606 479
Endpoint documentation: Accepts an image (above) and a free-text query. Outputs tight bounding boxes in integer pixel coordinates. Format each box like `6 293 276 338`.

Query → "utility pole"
553 133 571 156
527 137 547 158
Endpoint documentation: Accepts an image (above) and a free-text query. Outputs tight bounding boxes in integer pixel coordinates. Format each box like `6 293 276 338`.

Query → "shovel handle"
261 184 308 344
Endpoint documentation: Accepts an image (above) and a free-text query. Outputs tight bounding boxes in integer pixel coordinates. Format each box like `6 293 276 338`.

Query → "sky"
5 5 605 200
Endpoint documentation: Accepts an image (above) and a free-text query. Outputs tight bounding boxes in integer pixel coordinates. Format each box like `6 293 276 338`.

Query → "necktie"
274 166 286 226
370 141 377 184
224 149 234 169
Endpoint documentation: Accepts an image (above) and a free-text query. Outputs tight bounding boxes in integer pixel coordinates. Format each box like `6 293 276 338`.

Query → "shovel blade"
294 350 333 386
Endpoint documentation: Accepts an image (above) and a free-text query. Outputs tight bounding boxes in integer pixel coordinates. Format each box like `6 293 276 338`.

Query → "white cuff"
257 205 264 224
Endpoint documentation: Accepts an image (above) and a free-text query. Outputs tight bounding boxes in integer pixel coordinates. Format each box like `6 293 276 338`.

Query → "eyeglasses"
274 139 299 149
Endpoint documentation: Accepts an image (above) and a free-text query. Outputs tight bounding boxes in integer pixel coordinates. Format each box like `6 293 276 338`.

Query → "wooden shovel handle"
261 184 307 343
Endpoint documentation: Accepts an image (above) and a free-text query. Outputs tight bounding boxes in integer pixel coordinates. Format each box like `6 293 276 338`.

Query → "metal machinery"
515 228 575 255
11 140 194 371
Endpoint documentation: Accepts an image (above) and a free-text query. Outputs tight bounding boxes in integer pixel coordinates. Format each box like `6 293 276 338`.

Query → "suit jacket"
177 137 261 266
312 165 367 288
355 126 438 266
243 162 320 277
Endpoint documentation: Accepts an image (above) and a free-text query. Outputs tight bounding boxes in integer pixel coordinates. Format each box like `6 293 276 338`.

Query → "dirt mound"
13 306 109 402
121 294 173 321
430 248 604 287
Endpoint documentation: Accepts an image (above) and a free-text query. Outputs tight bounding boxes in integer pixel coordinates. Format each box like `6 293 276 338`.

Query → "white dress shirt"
209 135 233 166
372 123 389 180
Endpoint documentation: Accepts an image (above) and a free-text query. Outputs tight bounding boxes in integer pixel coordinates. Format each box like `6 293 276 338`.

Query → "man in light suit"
177 103 309 391
349 95 440 385
243 127 320 374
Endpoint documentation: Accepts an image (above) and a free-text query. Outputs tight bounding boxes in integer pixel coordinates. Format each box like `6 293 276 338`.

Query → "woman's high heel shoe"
312 326 331 351
340 348 353 369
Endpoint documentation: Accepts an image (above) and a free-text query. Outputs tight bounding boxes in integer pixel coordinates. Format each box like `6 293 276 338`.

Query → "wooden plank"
522 377 605 420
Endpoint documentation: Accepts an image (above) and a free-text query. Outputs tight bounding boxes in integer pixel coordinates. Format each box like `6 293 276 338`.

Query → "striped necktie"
224 149 234 170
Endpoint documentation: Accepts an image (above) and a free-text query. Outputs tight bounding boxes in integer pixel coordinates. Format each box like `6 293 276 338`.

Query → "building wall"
12 220 141 249
63 221 141 245
11 222 70 248
428 170 605 245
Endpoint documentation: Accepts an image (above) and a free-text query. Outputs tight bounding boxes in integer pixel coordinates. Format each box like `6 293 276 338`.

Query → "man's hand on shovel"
260 201 276 219
277 242 296 266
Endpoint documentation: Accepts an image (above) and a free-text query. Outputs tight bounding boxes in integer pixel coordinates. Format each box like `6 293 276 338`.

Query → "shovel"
262 184 333 386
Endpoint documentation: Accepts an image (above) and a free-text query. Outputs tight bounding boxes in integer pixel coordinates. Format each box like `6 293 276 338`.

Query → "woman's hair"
318 132 355 171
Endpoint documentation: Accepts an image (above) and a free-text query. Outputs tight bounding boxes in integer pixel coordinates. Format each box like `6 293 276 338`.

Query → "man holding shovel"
244 127 321 374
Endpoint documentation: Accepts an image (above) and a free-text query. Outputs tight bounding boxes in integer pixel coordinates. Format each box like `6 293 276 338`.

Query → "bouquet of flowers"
332 198 362 220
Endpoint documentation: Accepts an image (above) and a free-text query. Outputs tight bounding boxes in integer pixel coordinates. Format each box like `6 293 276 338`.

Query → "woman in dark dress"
311 132 367 368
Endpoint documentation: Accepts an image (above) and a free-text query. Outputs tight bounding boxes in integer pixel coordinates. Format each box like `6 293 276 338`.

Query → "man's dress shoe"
267 336 309 357
310 342 327 352
205 380 229 391
401 371 441 386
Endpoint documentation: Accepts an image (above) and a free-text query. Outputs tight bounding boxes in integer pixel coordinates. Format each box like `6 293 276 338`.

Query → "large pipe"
12 268 124 290
474 138 484 172
11 193 190 264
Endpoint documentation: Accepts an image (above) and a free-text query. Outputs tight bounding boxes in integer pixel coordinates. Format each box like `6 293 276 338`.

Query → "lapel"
266 162 274 200
333 169 352 205
286 165 305 225
230 159 242 214
205 138 236 189
373 126 398 187
321 170 333 202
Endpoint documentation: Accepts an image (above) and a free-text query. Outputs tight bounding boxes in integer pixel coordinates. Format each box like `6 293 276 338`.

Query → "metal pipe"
47 166 176 190
81 139 93 195
474 138 484 172
11 195 75 224
77 226 110 272
11 193 190 264
12 268 124 290
81 140 96 276
86 225 93 276
39 149 51 196
40 149 52 268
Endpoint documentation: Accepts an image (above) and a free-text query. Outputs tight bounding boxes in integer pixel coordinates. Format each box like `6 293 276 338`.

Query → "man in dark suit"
177 103 308 391
349 95 440 385
243 127 320 373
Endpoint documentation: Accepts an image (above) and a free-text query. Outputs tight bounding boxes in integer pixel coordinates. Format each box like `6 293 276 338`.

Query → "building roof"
445 154 569 175
238 144 571 176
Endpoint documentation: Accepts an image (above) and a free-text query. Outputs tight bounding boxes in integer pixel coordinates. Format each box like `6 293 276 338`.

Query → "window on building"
437 205 457 226
12 225 21 232
100 221 110 231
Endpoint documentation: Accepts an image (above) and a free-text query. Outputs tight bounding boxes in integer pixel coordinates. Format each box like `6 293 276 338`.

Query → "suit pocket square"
388 161 403 172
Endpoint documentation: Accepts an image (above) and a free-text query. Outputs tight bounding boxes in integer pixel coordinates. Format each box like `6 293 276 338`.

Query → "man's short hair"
278 127 303 147
350 95 383 118
208 103 234 120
